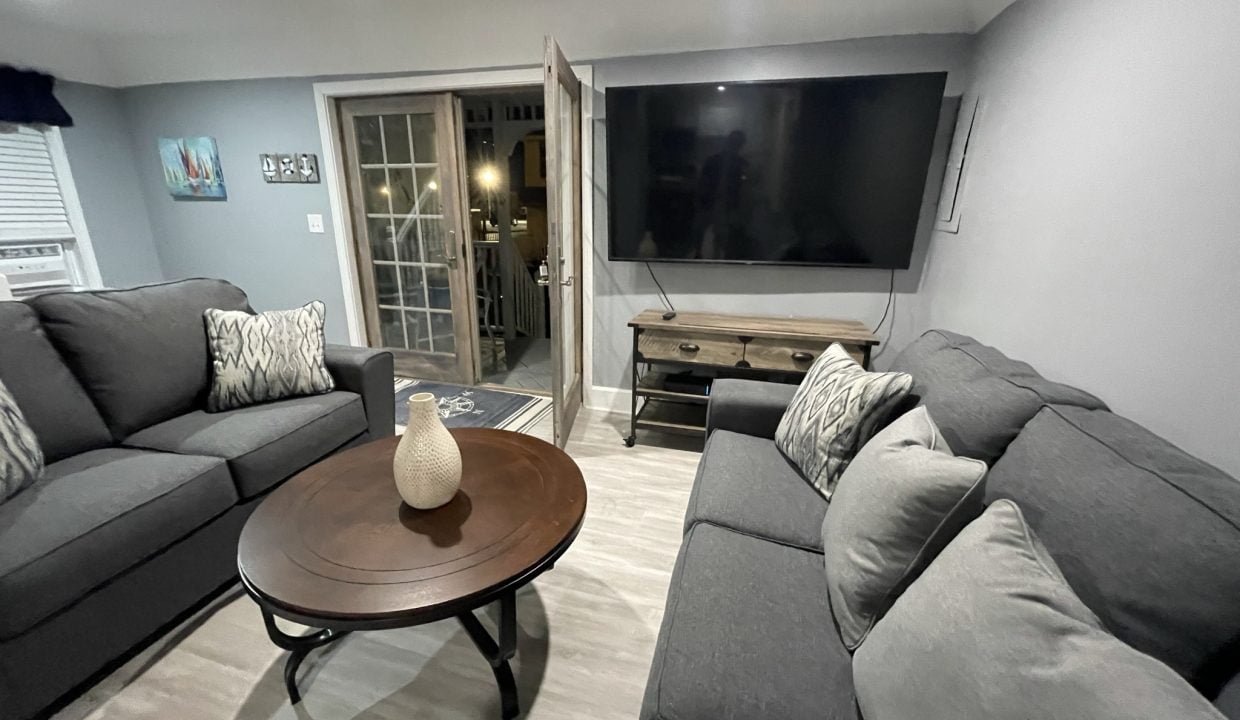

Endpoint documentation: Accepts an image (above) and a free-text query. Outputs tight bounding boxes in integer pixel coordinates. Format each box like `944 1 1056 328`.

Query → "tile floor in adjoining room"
53 409 703 720
479 337 553 393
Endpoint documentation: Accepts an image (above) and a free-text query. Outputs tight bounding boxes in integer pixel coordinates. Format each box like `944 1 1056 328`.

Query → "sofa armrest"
325 344 394 440
706 379 798 440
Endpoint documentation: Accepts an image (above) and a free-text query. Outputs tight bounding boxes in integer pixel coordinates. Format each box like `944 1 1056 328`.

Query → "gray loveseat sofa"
641 329 1240 719
0 278 394 720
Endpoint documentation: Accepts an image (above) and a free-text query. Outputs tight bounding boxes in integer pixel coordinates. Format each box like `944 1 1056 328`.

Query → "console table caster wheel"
623 435 636 448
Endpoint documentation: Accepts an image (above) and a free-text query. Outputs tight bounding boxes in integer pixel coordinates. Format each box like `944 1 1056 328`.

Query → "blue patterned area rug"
394 379 553 433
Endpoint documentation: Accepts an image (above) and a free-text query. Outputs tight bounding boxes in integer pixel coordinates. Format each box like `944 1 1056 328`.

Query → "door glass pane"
393 216 420 263
367 216 395 261
363 169 390 214
375 263 399 305
404 310 431 351
388 168 416 215
430 312 455 354
379 307 404 348
410 113 437 162
416 167 442 214
557 83 577 388
382 115 411 164
425 266 451 309
400 265 427 308
421 218 447 264
355 116 383 164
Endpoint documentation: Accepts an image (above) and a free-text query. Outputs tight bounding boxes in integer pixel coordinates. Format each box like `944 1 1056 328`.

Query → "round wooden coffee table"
237 428 586 718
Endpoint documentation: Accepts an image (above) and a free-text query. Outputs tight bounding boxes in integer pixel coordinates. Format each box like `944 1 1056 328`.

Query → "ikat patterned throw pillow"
0 377 44 501
775 343 912 499
204 301 334 412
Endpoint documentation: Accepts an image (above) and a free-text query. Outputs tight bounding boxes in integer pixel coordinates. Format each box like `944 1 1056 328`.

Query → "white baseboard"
585 385 631 415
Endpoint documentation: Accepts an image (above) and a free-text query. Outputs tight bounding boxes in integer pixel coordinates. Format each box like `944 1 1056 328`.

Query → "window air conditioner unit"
0 243 73 293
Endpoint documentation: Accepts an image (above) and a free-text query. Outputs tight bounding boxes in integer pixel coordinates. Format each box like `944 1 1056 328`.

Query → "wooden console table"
624 310 879 446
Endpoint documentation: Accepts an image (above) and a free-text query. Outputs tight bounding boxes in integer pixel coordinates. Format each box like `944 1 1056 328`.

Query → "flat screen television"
606 72 948 268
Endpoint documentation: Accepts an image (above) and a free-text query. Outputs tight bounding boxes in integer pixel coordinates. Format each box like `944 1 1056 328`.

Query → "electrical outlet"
307 214 324 233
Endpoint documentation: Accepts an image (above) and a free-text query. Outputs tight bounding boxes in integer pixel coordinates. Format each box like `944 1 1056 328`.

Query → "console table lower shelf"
625 310 879 447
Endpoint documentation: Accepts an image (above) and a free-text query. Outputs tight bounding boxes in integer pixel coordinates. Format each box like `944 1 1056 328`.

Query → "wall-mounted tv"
606 72 948 268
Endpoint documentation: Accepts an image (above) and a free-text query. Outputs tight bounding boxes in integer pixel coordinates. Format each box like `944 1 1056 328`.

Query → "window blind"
0 125 75 242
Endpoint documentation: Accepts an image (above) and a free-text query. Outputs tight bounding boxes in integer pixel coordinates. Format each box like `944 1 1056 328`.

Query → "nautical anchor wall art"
260 153 320 184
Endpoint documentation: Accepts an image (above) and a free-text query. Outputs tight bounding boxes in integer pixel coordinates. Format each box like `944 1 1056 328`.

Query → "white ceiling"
0 0 1016 87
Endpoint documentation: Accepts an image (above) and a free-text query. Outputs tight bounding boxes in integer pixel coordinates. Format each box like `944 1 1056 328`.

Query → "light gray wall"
106 34 972 370
590 34 976 389
55 82 164 287
919 1 1240 476
119 78 350 342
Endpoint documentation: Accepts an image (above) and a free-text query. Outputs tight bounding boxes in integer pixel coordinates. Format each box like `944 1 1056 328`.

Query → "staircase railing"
502 239 546 339
474 237 545 340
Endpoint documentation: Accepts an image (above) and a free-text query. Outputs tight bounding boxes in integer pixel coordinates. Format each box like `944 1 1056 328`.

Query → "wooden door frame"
313 67 594 391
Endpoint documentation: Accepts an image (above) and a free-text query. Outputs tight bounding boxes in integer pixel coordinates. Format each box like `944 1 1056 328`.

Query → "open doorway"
461 90 553 393
316 47 589 448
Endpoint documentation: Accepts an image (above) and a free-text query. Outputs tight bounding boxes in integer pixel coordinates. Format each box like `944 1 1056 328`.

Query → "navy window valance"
0 66 74 127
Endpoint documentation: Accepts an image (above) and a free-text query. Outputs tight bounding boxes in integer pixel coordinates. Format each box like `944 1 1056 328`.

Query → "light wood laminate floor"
53 410 703 720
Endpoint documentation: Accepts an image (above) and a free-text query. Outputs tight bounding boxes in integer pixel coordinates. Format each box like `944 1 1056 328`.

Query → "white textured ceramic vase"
393 392 462 509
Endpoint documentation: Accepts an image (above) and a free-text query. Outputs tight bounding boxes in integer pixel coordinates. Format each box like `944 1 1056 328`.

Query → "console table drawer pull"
791 351 814 362
678 343 700 353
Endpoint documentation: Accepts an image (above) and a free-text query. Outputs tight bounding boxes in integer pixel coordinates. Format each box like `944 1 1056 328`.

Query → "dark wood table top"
238 428 587 629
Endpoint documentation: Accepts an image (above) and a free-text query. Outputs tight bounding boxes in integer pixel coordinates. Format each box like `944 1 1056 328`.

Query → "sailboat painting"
159 137 227 199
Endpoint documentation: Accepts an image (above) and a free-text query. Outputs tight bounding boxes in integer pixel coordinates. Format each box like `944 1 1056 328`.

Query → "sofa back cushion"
0 302 112 461
30 279 252 438
889 329 1107 463
985 405 1240 691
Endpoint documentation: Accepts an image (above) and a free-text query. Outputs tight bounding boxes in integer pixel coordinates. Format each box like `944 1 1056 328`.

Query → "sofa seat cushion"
0 448 236 639
0 302 112 462
986 405 1240 690
640 522 856 720
124 391 367 499
685 430 828 552
889 329 1107 463
30 279 253 439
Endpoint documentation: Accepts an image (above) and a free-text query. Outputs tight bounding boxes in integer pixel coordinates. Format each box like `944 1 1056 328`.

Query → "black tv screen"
606 72 948 268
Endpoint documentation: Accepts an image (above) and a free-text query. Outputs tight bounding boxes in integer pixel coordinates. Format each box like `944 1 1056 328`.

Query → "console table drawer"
638 329 744 367
744 338 865 372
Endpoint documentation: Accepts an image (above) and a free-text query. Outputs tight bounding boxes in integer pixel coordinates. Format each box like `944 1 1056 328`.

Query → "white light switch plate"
307 213 324 233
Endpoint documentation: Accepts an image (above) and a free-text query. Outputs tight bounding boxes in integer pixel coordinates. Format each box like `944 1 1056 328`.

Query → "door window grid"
360 112 453 356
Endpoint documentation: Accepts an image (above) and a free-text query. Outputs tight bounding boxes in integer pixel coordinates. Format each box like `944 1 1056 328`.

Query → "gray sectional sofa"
641 329 1240 719
0 278 395 720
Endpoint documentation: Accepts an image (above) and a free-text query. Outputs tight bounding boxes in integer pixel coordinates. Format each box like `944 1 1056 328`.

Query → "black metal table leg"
626 328 639 447
458 591 519 719
260 608 350 704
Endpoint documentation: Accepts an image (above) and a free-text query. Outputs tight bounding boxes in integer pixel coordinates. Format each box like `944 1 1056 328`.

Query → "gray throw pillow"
204 301 334 412
853 500 1226 720
823 406 986 649
775 344 912 498
0 377 44 501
